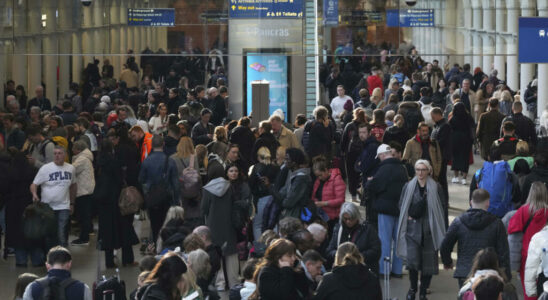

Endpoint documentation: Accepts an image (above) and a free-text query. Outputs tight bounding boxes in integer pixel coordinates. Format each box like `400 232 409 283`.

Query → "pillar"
110 0 121 78
0 43 6 108
27 1 42 92
473 33 483 71
12 40 28 92
443 0 457 64
72 33 82 85
493 0 506 80
482 34 494 73
537 0 548 116
93 0 104 57
58 0 73 96
505 36 518 90
43 0 59 104
520 1 536 106
471 0 483 69
82 3 93 65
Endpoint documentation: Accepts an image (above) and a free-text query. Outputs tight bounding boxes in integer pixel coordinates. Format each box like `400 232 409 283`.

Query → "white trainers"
461 178 467 185
451 177 459 184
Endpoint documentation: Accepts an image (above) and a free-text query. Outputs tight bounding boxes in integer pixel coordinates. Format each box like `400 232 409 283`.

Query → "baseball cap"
375 144 392 159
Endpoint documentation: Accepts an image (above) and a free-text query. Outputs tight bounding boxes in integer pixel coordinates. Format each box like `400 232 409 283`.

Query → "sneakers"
461 178 467 185
451 177 459 183
70 239 89 246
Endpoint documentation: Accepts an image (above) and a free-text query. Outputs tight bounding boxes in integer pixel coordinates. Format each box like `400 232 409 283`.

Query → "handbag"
144 155 172 208
119 186 144 216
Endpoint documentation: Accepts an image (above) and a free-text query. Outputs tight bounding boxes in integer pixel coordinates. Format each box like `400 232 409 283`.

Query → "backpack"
22 202 57 242
475 161 513 217
38 139 58 158
228 283 244 300
36 277 77 300
178 155 202 199
118 186 144 216
144 155 173 208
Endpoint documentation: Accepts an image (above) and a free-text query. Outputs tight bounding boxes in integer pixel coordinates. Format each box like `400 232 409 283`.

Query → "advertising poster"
246 55 288 119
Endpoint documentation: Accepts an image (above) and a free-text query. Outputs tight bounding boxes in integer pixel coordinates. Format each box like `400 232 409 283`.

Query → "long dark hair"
468 248 508 282
249 239 296 300
145 252 188 300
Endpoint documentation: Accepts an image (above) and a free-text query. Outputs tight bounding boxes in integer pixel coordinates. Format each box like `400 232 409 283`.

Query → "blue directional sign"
229 0 303 19
323 0 338 26
519 17 548 63
386 9 434 27
128 8 175 26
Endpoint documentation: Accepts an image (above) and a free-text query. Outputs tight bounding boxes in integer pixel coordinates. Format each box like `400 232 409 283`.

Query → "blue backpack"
475 161 513 217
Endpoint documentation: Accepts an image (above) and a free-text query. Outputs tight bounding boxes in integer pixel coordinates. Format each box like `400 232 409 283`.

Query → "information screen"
519 17 548 63
229 0 303 19
128 8 175 26
246 55 289 120
386 9 434 27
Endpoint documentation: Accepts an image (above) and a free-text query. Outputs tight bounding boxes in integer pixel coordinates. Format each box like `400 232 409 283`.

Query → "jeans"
253 195 272 241
378 213 403 275
55 209 70 247
75 195 93 241
15 247 45 266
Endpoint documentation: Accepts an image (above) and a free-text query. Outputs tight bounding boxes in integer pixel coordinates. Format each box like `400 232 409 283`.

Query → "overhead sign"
229 0 303 19
519 17 548 63
128 8 175 26
340 10 383 25
323 0 338 26
246 55 288 119
386 9 434 27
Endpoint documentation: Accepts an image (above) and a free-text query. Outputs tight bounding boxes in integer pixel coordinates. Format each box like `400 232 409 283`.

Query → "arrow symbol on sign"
232 5 236 10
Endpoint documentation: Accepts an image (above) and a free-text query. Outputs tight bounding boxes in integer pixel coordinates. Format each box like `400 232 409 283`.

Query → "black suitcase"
93 241 127 300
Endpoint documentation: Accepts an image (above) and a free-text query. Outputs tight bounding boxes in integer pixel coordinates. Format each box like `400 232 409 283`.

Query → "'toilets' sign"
128 8 175 26
229 0 303 19
519 17 548 63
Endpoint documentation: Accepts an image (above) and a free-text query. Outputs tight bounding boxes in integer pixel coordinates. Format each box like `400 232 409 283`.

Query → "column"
58 0 73 97
43 0 59 103
72 33 82 85
82 3 93 65
110 0 121 79
12 40 28 92
0 43 6 107
471 0 483 69
120 0 128 67
443 0 457 63
505 0 519 95
493 0 506 80
520 1 536 105
481 0 495 72
93 0 104 56
27 1 42 92
537 0 548 117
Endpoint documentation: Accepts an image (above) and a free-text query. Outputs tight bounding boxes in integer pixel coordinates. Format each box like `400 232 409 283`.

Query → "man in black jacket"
431 107 452 222
500 101 537 150
252 121 279 164
366 144 408 277
440 189 511 287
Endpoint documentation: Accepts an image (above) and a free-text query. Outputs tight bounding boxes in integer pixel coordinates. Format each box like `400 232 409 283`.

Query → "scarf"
395 176 446 259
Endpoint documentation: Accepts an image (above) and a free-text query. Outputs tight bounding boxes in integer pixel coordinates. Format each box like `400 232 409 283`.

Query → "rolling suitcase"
383 256 398 300
93 241 127 300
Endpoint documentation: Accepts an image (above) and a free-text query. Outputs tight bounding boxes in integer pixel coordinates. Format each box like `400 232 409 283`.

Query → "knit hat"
343 99 354 111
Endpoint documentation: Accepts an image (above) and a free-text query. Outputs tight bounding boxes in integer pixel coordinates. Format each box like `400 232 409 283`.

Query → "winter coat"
138 151 180 206
276 125 301 150
313 264 382 300
397 101 424 136
402 135 442 180
520 166 548 205
201 177 238 255
23 269 92 300
341 121 362 155
163 136 179 157
311 168 346 220
270 167 312 219
356 136 380 186
431 118 452 161
135 283 170 300
306 121 333 159
191 121 214 146
4 127 26 150
382 125 409 149
525 225 548 297
366 158 409 217
252 132 279 164
509 205 548 275
230 126 256 163
257 265 306 300
477 109 505 160
210 95 227 126
326 222 381 274
72 149 95 197
440 209 511 279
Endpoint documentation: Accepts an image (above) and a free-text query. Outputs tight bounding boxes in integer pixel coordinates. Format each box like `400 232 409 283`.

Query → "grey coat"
396 177 446 275
201 177 251 255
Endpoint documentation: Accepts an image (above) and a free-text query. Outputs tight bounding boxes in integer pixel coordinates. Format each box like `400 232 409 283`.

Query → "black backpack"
23 202 57 242
144 155 173 208
36 277 77 300
228 283 244 300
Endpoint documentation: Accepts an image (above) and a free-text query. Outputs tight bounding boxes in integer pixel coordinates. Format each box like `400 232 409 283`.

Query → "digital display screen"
128 8 175 26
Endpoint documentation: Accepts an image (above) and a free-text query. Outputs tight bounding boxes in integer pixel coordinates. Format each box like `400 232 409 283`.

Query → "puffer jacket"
72 148 95 197
440 208 511 279
311 168 346 220
525 225 548 297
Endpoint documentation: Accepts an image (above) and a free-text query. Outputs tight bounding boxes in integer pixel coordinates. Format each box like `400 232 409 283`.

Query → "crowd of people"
2 45 548 300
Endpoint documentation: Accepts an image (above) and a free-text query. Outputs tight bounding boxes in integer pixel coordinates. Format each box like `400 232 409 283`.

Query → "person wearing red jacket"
508 182 548 300
311 156 346 233
367 67 384 96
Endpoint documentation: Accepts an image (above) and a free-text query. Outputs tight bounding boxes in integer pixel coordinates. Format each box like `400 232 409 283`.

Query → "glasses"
415 168 429 172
